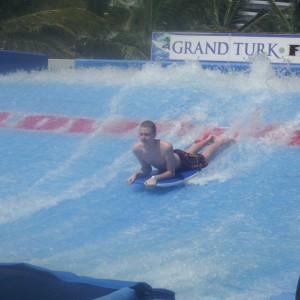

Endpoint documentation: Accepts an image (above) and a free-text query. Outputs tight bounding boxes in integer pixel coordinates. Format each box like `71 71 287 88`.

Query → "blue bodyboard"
133 169 199 187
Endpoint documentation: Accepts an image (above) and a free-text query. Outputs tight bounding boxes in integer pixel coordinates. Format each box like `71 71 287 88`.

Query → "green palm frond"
210 0 245 27
3 8 106 35
2 7 107 57
284 0 300 32
1 0 300 59
7 31 76 57
241 0 299 33
268 0 292 32
239 10 273 32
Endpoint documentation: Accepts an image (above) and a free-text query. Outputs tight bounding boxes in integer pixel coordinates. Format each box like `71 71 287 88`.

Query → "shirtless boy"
127 120 233 187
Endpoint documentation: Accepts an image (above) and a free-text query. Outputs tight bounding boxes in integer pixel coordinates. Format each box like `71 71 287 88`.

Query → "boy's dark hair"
140 120 156 134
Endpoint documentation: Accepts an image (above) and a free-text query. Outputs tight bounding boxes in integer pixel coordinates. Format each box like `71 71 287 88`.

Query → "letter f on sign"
289 45 300 56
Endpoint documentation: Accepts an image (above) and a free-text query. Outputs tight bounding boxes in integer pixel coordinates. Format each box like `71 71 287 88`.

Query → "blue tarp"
0 263 175 300
0 50 48 73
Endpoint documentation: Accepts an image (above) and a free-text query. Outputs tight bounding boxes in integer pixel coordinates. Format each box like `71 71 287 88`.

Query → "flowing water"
0 58 299 299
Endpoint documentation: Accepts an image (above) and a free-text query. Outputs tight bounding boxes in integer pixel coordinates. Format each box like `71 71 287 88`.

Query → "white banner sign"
151 32 300 64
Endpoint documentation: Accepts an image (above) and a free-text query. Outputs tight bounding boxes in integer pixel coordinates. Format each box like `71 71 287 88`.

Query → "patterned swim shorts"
174 149 208 171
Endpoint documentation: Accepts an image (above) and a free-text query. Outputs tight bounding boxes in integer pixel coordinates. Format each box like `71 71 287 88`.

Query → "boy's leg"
186 135 215 155
201 137 234 162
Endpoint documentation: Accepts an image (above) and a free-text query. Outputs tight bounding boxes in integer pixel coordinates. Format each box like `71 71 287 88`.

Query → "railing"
237 0 292 28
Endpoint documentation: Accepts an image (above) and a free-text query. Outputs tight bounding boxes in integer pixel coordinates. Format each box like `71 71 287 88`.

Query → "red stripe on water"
289 130 300 146
0 111 299 146
102 120 139 134
3 111 140 135
15 115 70 131
68 118 96 134
0 112 10 127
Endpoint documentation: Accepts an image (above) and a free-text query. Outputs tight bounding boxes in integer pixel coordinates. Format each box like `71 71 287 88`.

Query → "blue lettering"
172 40 229 56
218 42 229 55
245 43 255 56
185 42 193 54
194 42 204 54
234 42 280 58
257 43 265 54
172 39 282 59
234 42 243 55
172 41 183 54
268 43 280 58
205 42 216 54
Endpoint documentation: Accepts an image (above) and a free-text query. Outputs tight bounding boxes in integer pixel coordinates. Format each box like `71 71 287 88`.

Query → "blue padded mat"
0 263 175 300
133 169 199 187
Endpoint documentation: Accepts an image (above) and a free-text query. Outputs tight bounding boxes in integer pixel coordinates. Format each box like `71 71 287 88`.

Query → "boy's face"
139 126 156 143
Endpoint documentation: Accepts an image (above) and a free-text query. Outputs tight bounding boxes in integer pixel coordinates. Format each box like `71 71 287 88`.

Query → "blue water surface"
0 59 299 299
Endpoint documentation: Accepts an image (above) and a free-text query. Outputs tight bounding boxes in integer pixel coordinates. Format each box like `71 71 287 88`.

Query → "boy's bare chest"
141 148 165 167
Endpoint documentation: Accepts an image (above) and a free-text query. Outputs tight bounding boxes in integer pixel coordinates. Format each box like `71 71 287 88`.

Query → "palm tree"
103 0 184 59
1 0 299 59
0 0 108 58
240 0 300 33
194 0 249 31
103 0 245 59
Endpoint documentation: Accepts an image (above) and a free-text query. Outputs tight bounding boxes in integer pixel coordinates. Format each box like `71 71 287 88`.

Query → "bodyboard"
133 169 199 187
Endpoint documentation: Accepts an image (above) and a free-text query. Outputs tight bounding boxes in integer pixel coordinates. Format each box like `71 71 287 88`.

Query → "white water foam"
0 58 299 300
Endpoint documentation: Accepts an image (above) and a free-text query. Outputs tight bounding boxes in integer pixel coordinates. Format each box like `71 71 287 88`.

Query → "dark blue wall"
0 50 48 73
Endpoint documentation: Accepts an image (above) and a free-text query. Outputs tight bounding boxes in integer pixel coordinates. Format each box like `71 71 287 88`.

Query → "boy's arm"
145 144 176 186
127 151 152 184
